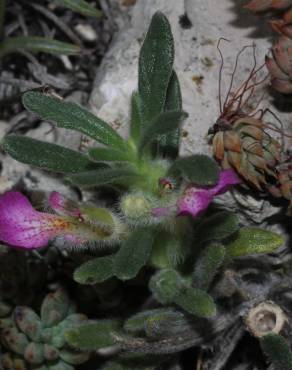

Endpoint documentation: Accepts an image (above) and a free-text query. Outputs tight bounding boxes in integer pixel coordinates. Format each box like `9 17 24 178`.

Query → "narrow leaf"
226 227 283 258
159 71 183 158
194 211 239 245
54 0 102 18
193 244 226 290
0 37 80 57
260 333 292 370
68 167 140 187
73 255 115 285
2 135 96 173
174 287 216 318
114 228 155 280
130 92 143 143
138 110 187 154
88 147 130 163
168 154 220 186
65 320 120 350
22 92 126 150
138 12 174 123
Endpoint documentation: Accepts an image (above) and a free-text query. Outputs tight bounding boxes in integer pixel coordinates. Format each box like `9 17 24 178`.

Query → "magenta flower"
0 191 116 249
177 169 240 217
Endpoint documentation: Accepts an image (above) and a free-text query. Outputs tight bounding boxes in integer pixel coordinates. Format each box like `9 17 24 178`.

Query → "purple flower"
0 191 116 249
177 169 240 217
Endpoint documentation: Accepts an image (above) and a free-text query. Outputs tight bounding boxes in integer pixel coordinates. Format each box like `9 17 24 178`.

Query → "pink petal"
210 169 241 196
49 191 82 218
0 192 68 249
177 189 213 217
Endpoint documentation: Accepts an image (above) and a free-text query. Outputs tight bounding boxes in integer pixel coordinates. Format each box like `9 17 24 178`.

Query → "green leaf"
144 309 190 339
168 154 220 186
2 135 96 173
226 227 283 258
113 228 155 280
124 307 176 335
130 92 143 144
260 334 292 370
138 110 188 154
138 12 174 124
65 320 120 350
174 286 216 318
73 255 115 285
193 244 225 290
159 71 183 158
88 149 127 164
22 92 126 150
54 0 102 18
149 269 183 304
68 167 140 187
88 147 130 163
194 211 239 245
0 37 80 57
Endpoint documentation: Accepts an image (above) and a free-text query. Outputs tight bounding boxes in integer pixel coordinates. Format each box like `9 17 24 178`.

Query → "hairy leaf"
194 211 239 244
193 244 226 290
2 135 96 173
144 309 191 339
168 154 220 186
149 269 183 304
74 255 115 285
226 227 283 258
65 320 120 350
260 334 292 370
68 167 140 187
138 12 174 124
114 228 155 280
138 110 187 154
0 37 80 57
88 147 130 163
124 307 179 336
174 287 216 318
159 71 182 158
130 92 143 144
22 92 126 150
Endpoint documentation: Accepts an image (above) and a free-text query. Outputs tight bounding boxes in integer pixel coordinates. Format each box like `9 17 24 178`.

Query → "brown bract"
266 36 292 93
212 116 281 190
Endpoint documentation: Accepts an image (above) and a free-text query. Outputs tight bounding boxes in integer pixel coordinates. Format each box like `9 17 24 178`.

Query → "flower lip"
0 191 59 249
176 169 240 217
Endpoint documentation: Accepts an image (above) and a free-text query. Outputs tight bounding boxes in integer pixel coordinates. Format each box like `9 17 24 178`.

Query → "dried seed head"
245 301 287 337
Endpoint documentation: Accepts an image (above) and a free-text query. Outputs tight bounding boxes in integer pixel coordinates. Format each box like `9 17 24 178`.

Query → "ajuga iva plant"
0 11 285 370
